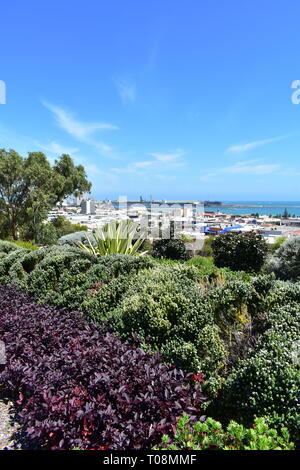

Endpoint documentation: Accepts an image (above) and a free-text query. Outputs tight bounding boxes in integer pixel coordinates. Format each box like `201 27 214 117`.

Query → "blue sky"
1 0 300 201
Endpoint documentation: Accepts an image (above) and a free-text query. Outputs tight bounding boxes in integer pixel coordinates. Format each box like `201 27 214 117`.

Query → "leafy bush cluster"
186 256 217 278
155 414 295 450
0 285 205 450
0 243 154 310
85 266 274 397
266 236 300 281
0 242 256 398
0 240 299 441
218 302 300 440
212 232 268 273
37 216 88 246
152 238 190 261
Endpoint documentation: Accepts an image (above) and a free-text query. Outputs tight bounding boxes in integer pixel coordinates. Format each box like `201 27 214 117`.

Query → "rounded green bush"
219 303 300 440
212 232 268 273
266 236 300 281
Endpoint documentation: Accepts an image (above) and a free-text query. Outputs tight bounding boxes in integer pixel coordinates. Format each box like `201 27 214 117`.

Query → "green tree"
282 208 290 218
211 232 268 272
50 215 88 237
266 236 300 280
36 223 59 246
0 149 91 240
152 238 190 261
53 154 91 206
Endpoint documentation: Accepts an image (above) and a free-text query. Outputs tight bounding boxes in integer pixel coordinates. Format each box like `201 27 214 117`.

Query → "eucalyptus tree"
0 149 91 240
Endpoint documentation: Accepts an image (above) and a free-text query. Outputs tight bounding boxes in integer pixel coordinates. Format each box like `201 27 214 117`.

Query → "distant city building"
80 199 96 215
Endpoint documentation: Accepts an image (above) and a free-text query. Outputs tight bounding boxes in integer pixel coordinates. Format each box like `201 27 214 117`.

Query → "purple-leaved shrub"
0 285 205 450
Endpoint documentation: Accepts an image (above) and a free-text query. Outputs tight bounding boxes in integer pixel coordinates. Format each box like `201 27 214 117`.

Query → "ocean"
203 202 300 217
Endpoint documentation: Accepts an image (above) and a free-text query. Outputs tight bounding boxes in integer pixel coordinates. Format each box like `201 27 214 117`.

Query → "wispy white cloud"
200 161 280 182
36 141 80 156
85 164 119 182
147 149 186 162
134 160 153 168
43 101 117 139
114 78 136 104
226 135 290 154
221 163 280 175
110 149 187 175
199 172 217 182
42 101 118 158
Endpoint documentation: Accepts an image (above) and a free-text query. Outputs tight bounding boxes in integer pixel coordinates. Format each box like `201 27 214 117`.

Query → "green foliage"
212 232 268 272
0 239 299 440
9 240 38 250
268 236 286 254
266 236 300 281
186 256 217 277
25 246 98 308
152 238 189 261
180 233 194 243
139 238 153 255
102 264 238 396
37 216 88 246
219 302 300 439
0 240 22 254
0 243 155 313
36 222 59 245
0 248 30 283
0 149 91 241
263 280 300 311
50 215 88 237
79 220 147 256
200 236 214 257
155 415 294 450
52 154 91 206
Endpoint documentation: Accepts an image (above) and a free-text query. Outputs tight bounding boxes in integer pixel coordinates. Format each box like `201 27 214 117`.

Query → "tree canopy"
0 149 91 240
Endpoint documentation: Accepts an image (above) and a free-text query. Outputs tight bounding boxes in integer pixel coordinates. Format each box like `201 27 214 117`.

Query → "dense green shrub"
268 236 286 254
51 215 88 236
36 222 58 245
37 217 89 246
261 279 300 311
266 236 300 281
212 232 268 273
152 239 190 261
10 240 38 250
219 303 300 439
155 415 295 450
2 245 154 312
186 256 217 277
99 264 233 396
0 241 299 440
0 240 21 254
0 248 30 283
25 247 99 308
200 236 214 257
